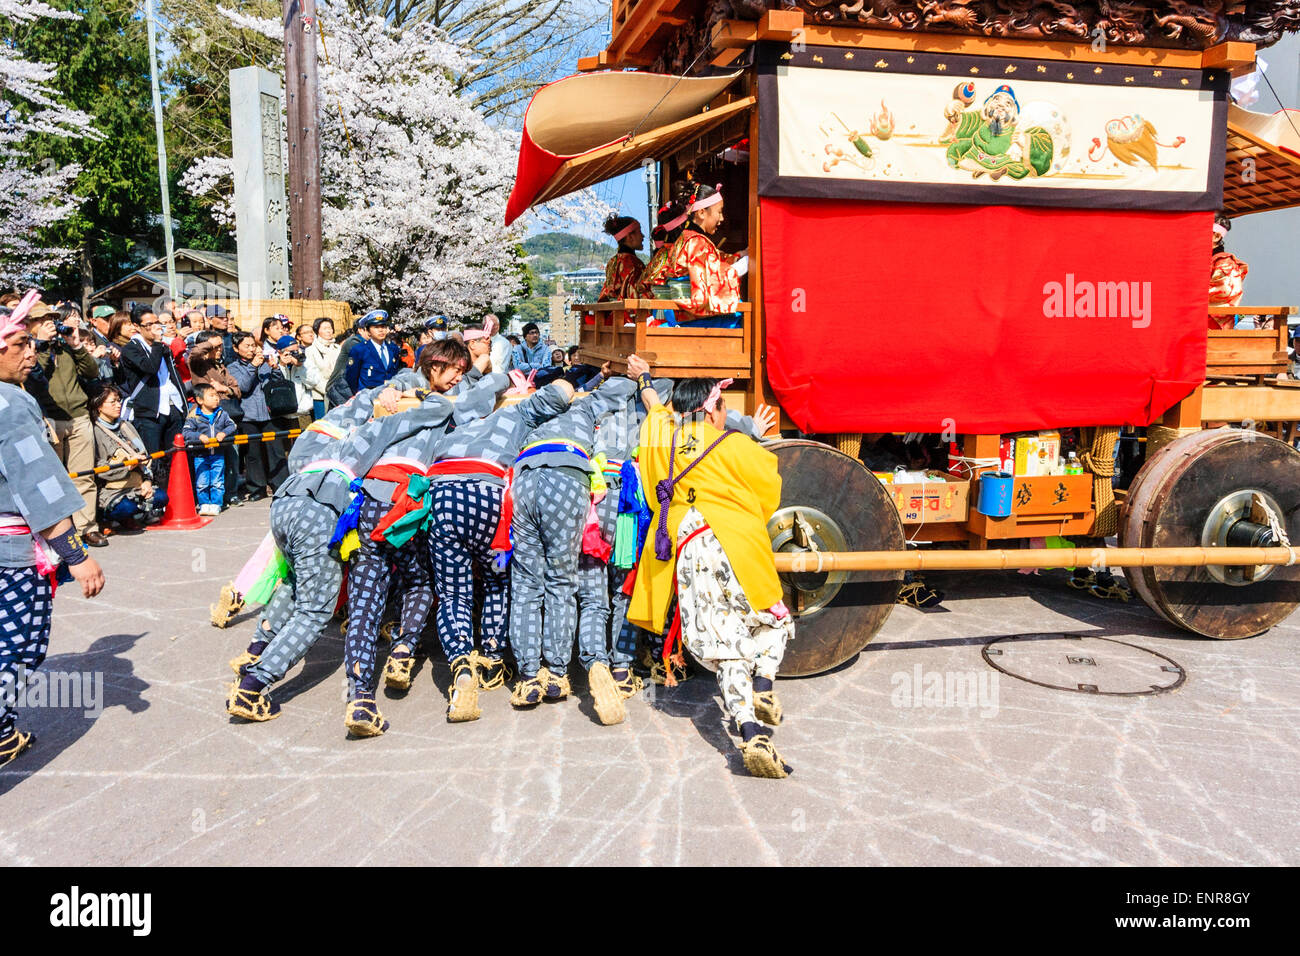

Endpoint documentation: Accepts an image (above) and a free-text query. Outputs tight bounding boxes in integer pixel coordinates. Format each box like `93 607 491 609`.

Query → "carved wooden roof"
611 0 1300 73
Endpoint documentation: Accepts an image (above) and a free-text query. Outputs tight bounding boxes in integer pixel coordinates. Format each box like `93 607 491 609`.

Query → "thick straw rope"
1079 426 1121 537
833 433 863 458
1146 424 1200 456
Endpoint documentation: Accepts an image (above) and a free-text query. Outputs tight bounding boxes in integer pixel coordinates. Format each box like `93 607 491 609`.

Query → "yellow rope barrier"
67 429 303 479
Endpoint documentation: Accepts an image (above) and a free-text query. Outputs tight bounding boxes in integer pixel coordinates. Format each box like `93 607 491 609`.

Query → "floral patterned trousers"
675 508 792 728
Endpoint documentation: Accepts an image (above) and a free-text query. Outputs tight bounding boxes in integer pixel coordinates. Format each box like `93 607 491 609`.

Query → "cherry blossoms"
0 0 97 286
184 7 606 324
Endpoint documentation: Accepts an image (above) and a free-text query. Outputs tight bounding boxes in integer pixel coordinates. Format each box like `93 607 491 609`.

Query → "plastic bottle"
1065 451 1083 476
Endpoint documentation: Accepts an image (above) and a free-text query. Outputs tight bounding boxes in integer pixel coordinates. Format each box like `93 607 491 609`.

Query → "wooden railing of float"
573 299 752 379
1206 306 1296 381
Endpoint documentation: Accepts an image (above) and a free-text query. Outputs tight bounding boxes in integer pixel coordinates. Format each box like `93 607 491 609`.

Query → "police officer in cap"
345 310 401 394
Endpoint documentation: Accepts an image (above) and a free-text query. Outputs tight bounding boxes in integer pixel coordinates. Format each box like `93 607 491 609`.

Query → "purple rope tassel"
654 478 674 560
652 421 735 562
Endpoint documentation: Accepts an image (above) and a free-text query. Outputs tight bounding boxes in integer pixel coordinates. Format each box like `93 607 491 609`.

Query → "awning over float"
505 70 747 225
1224 104 1300 217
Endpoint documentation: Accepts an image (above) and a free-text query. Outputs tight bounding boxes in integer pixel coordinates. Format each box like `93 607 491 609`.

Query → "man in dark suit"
118 309 187 490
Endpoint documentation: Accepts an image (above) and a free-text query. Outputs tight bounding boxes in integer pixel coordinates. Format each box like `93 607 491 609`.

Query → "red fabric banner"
760 198 1209 434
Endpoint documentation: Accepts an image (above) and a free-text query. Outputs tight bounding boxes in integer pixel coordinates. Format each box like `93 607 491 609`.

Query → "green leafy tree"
19 0 162 302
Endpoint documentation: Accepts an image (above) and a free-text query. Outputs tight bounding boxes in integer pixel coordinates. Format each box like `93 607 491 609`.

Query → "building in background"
549 294 579 347
90 249 239 312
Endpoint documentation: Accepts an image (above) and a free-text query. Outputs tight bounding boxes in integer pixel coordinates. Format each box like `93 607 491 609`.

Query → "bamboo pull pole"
772 547 1300 574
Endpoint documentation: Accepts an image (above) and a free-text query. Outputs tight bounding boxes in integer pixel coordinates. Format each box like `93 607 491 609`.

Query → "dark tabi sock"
239 674 266 693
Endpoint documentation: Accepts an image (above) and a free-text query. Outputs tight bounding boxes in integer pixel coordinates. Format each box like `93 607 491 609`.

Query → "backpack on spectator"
262 369 299 419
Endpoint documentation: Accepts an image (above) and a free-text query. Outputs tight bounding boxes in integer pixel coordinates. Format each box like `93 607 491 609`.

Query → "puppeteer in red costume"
1209 215 1249 326
664 183 744 316
637 202 688 296
598 214 645 301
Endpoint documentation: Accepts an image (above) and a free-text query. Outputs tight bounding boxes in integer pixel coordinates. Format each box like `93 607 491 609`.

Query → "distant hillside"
523 232 614 275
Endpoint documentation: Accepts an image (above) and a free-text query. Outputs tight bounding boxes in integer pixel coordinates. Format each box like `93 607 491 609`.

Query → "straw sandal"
383 644 417 691
228 650 261 676
447 654 481 723
741 735 791 779
898 578 944 609
753 689 783 727
345 697 390 737
649 658 690 686
1090 573 1131 602
511 673 545 708
226 683 281 722
587 662 626 726
472 650 511 691
1070 570 1131 601
0 729 34 767
378 620 398 644
611 667 643 699
541 667 570 702
210 582 244 628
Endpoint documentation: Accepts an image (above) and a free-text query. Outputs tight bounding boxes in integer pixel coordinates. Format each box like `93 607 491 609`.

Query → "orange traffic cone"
156 433 212 531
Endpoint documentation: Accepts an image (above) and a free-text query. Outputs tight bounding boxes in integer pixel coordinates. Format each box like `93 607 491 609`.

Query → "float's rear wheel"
768 440 904 675
1120 428 1300 638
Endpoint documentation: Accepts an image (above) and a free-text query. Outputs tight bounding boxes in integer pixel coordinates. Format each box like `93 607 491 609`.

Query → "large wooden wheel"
767 440 904 675
1120 428 1300 638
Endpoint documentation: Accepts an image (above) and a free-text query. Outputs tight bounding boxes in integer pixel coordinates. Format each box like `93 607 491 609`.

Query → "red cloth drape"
759 198 1209 433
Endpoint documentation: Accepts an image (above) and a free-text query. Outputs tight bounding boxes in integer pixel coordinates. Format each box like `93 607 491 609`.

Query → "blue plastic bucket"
977 471 1014 518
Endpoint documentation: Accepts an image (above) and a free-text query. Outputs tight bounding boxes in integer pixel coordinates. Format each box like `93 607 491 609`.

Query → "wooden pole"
283 1 303 296
299 0 323 299
772 546 1300 574
283 0 323 300
145 0 177 302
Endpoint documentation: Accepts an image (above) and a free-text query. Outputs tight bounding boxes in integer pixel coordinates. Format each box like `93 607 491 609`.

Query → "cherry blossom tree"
183 6 611 324
0 0 97 286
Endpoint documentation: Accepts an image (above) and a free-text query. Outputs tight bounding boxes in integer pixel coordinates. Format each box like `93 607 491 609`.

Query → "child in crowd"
91 386 168 529
183 382 237 516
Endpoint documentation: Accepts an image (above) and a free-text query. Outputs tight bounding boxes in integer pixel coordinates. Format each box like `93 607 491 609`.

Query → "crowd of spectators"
2 294 591 547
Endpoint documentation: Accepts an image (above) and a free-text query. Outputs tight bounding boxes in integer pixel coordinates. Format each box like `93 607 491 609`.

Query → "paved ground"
1 500 1296 866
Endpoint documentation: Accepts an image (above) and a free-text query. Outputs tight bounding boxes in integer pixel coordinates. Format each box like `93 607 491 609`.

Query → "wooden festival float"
505 0 1300 674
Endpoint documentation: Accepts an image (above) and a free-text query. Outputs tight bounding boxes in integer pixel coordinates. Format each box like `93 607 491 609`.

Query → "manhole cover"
982 635 1185 696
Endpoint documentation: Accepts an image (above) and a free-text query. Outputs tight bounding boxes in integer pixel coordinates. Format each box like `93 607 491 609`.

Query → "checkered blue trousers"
344 494 434 698
0 566 53 738
509 467 589 678
247 496 344 687
575 478 639 671
428 479 509 662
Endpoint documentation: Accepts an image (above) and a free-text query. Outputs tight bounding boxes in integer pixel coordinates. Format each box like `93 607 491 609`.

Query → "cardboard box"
1013 431 1061 476
999 436 1016 475
893 476 971 524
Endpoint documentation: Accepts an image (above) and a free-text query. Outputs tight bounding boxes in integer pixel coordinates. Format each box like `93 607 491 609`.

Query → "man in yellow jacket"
624 354 795 778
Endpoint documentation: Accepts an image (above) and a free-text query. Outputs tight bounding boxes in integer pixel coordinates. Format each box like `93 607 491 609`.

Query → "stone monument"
230 66 290 300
